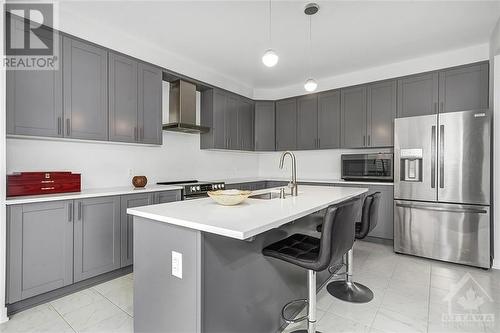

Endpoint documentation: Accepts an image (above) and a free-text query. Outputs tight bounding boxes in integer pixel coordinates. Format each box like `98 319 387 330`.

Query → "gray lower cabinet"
109 53 139 143
397 72 439 118
367 80 397 147
120 193 154 267
275 98 297 151
333 183 394 240
7 201 74 303
138 63 163 145
7 29 63 137
154 190 182 204
254 101 275 151
63 36 108 140
297 95 318 150
341 86 367 148
74 196 121 282
317 90 341 149
438 62 488 113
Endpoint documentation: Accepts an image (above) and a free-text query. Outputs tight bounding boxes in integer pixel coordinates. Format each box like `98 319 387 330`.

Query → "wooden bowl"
132 176 148 188
207 189 252 206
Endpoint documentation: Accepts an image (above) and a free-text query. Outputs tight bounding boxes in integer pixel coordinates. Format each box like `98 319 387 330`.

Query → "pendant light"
262 0 278 67
304 3 319 92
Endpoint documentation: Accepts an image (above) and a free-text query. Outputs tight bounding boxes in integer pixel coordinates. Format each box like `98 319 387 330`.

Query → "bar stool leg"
326 248 374 303
292 270 322 333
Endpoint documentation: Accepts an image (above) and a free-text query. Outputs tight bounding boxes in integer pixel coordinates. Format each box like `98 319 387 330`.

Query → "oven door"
183 193 209 200
341 154 393 181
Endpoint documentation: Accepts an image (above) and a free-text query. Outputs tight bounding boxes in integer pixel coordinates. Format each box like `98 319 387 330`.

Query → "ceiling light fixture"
304 3 319 92
262 0 278 67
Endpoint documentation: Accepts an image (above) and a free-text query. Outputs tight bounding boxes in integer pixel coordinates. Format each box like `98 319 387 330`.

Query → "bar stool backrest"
356 192 381 239
316 197 360 271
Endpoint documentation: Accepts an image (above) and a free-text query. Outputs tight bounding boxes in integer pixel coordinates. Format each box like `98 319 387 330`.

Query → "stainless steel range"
394 109 491 268
157 180 225 200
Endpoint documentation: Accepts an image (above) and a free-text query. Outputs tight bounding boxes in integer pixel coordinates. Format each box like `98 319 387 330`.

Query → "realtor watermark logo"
4 2 59 70
441 273 495 329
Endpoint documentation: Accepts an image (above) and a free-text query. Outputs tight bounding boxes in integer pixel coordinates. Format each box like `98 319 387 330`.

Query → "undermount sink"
249 191 282 200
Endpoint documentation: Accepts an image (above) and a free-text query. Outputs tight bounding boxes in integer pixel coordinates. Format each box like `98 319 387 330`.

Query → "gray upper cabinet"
367 80 397 147
438 62 488 113
275 98 297 151
201 89 226 149
317 90 341 149
121 193 154 267
225 95 239 150
341 86 367 148
297 95 318 150
109 53 139 143
138 63 163 145
7 29 63 137
254 101 275 151
397 72 438 118
238 98 254 151
74 196 121 282
7 201 73 303
63 36 108 140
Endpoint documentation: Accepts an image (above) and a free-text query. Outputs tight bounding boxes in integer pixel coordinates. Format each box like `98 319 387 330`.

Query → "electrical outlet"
172 251 183 279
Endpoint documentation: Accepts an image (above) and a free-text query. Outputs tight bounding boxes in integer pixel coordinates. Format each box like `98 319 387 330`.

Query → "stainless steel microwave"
341 153 393 181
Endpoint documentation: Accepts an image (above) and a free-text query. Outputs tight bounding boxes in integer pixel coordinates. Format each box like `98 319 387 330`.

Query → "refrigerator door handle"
439 124 444 188
395 202 487 214
431 125 436 189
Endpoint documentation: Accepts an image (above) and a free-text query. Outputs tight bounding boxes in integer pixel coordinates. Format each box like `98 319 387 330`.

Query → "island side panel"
202 217 332 333
134 217 201 333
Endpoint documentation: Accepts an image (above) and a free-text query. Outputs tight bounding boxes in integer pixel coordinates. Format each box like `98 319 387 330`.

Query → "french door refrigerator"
394 109 491 268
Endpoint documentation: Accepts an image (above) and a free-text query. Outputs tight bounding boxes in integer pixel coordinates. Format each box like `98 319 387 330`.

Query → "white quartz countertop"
211 177 393 186
5 185 183 205
127 185 368 240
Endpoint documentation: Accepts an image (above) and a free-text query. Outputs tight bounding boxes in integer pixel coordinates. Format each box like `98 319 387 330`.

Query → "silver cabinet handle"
431 125 436 189
57 117 62 135
439 125 444 188
66 118 71 136
68 202 73 222
368 135 371 146
363 135 366 146
395 202 487 214
78 201 82 220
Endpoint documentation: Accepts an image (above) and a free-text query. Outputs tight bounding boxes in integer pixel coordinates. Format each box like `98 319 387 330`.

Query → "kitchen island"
127 185 368 333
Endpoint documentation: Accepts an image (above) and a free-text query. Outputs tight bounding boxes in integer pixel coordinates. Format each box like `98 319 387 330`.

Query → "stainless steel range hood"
163 80 209 133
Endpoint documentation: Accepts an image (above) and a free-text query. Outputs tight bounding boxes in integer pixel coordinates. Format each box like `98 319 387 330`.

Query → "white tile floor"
2 241 500 333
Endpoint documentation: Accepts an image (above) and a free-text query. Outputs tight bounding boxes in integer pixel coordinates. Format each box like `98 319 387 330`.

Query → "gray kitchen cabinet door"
238 98 254 151
397 72 438 118
254 101 275 151
225 95 239 150
120 193 154 267
155 190 182 204
438 62 489 113
6 29 63 137
317 90 341 149
367 80 397 147
7 201 73 303
297 95 318 150
109 53 139 143
74 196 121 282
212 90 228 149
275 98 297 151
138 62 163 145
341 86 367 148
63 36 108 141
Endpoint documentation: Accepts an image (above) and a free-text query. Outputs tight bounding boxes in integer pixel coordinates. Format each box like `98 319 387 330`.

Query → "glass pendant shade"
262 49 279 67
304 78 318 92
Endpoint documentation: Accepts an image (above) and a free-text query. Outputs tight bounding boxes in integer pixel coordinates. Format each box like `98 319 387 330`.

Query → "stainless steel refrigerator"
394 109 491 268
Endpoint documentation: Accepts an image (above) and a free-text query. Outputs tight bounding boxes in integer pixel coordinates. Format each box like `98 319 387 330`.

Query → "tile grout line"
48 303 78 333
91 287 134 319
426 265 432 333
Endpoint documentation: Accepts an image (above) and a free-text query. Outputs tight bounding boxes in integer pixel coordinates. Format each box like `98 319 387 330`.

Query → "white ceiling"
61 1 500 90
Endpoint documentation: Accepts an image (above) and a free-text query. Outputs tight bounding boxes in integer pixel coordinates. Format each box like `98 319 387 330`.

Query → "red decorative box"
7 172 81 197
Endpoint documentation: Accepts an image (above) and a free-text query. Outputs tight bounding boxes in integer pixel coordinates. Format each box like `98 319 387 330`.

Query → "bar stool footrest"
281 298 308 324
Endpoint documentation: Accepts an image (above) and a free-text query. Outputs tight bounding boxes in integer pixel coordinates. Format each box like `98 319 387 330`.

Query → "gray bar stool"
262 198 359 333
326 192 381 303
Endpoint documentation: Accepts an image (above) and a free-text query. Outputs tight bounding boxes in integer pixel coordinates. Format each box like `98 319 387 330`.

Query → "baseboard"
492 259 500 270
0 306 8 324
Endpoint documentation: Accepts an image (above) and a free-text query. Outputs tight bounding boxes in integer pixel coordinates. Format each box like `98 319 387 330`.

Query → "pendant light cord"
268 0 272 44
308 15 312 78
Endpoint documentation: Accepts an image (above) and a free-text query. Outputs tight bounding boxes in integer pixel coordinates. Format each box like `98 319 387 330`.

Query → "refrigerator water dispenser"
400 149 423 182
